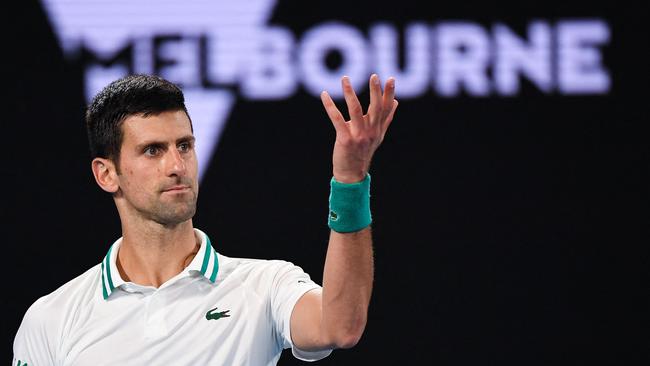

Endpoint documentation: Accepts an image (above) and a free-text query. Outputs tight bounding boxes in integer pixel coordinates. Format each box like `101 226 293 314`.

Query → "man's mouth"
162 185 191 193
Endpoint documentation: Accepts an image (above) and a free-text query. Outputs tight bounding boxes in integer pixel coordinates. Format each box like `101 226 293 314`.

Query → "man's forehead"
122 110 193 142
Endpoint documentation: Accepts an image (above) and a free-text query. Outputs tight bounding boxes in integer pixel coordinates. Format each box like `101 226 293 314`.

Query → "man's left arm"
290 74 398 350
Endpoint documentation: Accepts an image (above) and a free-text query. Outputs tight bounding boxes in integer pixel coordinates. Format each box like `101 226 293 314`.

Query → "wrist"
328 174 372 233
332 169 367 184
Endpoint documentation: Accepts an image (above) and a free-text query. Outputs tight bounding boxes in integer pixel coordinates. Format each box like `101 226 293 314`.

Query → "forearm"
321 227 374 348
290 74 396 351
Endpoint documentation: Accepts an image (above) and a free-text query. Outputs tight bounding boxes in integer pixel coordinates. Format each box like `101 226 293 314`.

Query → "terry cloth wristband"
328 174 372 233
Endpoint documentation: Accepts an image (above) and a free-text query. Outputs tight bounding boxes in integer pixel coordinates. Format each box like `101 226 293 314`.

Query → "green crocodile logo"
206 306 231 321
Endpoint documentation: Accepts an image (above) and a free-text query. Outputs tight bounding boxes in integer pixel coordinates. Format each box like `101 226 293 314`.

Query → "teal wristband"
328 174 372 233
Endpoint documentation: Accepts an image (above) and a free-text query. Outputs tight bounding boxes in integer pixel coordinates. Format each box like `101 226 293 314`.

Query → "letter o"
299 22 368 98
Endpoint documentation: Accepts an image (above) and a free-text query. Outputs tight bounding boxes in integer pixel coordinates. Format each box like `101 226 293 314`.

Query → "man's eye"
179 142 192 152
144 146 159 156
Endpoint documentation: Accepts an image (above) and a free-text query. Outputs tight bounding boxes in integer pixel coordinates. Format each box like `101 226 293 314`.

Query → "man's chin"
152 205 197 227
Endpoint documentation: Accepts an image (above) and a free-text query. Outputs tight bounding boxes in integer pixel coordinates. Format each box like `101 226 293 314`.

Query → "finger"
382 77 396 121
382 99 399 131
368 74 382 125
320 91 348 135
341 76 365 128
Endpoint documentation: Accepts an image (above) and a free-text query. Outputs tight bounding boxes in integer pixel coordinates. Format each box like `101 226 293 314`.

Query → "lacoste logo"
329 211 338 221
206 306 231 321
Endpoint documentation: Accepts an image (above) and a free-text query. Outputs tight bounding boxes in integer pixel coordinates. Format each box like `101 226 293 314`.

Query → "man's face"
115 110 199 226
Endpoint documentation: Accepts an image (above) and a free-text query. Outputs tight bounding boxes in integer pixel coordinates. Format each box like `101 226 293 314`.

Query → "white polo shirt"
13 229 332 365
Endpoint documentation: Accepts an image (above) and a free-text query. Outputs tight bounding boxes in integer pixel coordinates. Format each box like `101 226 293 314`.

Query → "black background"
5 0 648 364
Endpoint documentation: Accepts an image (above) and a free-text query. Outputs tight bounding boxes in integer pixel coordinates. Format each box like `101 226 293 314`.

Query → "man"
13 73 398 365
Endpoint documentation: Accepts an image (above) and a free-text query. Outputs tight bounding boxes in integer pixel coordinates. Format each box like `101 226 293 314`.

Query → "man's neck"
116 220 200 288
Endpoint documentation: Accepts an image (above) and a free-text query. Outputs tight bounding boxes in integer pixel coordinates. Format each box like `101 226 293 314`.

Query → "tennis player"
13 73 397 365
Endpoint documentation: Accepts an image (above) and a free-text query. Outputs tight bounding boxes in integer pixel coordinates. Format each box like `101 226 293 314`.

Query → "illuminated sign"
41 0 611 177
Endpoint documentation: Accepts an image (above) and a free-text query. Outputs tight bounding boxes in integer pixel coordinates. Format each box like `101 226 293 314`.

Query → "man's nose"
166 148 187 176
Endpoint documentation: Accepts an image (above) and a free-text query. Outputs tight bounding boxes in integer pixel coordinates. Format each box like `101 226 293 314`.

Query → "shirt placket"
144 289 170 339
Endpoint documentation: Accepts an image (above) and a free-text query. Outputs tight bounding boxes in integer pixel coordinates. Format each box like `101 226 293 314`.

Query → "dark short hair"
85 74 192 162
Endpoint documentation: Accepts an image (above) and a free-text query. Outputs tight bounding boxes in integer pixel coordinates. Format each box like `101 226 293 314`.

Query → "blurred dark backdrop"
5 0 648 364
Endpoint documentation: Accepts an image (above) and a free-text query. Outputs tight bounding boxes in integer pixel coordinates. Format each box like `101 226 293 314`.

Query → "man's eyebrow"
176 135 196 144
134 135 195 150
135 140 165 151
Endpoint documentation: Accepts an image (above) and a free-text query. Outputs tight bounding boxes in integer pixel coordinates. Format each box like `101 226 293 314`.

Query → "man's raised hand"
320 74 398 183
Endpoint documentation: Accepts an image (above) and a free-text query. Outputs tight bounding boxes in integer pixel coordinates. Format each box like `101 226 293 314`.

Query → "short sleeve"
269 261 333 362
13 298 59 366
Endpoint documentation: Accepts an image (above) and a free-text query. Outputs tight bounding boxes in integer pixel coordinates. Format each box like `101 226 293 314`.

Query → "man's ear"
91 157 119 193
